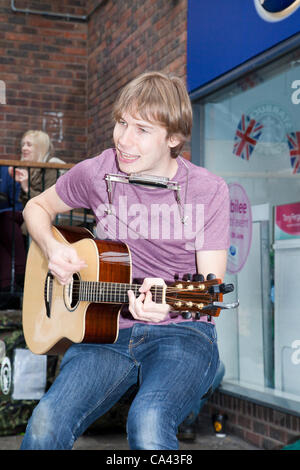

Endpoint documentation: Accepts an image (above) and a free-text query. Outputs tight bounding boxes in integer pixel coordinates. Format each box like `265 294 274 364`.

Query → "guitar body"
23 226 237 355
22 226 131 355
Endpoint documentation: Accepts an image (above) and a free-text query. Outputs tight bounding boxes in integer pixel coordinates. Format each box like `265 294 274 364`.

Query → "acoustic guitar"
22 226 237 355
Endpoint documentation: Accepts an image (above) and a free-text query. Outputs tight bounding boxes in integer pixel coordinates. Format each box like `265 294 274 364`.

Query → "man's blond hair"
113 71 193 158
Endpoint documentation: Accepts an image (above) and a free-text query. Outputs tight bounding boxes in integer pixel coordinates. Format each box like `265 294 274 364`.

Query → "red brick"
1 0 188 161
244 430 263 448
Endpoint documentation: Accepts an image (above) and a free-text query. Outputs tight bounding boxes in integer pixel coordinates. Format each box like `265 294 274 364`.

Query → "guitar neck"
76 281 164 304
70 279 218 310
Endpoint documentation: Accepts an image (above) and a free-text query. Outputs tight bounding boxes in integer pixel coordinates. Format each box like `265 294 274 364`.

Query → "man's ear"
168 134 181 149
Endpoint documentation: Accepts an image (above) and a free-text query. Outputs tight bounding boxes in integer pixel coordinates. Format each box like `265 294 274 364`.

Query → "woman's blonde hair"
113 71 193 158
21 130 54 162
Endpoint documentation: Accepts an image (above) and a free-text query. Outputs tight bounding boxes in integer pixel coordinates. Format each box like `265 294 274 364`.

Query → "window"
193 48 300 413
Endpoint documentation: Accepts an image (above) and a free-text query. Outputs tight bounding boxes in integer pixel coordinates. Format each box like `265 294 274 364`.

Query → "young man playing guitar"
20 71 229 450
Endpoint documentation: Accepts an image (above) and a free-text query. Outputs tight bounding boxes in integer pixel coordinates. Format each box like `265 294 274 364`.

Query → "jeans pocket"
172 321 217 344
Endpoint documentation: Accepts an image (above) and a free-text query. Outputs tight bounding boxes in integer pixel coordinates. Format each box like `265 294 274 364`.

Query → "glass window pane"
195 48 300 412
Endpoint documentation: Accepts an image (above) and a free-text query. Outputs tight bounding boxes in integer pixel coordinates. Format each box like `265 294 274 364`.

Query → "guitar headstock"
167 273 237 318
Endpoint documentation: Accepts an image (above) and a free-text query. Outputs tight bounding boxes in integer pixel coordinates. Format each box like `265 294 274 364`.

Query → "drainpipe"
11 0 104 21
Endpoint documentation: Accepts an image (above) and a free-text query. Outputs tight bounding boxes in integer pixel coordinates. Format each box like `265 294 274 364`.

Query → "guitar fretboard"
75 281 165 304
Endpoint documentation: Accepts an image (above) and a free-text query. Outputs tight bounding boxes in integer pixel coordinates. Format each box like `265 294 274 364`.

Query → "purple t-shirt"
55 148 229 328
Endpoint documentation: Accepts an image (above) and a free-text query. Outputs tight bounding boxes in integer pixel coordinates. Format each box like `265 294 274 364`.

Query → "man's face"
113 112 179 178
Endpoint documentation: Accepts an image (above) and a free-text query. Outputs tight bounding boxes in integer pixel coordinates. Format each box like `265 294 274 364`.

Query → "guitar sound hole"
72 273 80 308
64 273 80 311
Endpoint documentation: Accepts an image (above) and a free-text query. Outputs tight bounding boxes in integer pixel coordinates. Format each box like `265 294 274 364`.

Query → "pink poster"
275 202 300 240
227 183 252 275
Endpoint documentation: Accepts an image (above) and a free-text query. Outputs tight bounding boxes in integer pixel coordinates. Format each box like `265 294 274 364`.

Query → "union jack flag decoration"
287 132 300 174
233 114 263 160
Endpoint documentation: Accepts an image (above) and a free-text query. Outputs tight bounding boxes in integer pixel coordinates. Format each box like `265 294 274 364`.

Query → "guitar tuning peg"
206 273 216 280
182 311 192 319
221 283 234 294
195 312 201 320
174 273 179 281
182 273 192 281
209 283 234 295
192 273 205 282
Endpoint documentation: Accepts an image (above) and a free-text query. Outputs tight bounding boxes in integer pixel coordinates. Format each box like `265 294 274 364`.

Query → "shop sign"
246 103 293 160
275 201 300 240
254 0 300 22
187 0 300 93
227 183 252 274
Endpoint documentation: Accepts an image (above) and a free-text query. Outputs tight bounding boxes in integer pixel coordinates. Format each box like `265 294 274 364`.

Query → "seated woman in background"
0 131 65 310
0 165 25 309
9 130 65 208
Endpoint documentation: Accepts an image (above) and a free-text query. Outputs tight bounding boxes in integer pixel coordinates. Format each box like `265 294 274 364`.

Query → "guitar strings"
66 280 214 291
63 283 214 297
56 280 214 305
64 284 213 296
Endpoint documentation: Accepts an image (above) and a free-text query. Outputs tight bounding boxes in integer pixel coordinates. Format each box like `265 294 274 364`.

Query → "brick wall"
0 0 88 162
1 0 189 162
87 0 188 158
202 390 300 450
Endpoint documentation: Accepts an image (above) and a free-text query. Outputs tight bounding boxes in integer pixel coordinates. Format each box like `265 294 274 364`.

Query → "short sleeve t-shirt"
55 148 230 328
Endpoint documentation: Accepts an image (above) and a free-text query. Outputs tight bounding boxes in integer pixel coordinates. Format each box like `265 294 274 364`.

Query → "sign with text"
275 201 300 240
227 183 252 274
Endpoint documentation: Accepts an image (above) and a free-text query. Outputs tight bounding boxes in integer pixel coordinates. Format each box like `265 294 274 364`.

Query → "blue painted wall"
187 0 300 92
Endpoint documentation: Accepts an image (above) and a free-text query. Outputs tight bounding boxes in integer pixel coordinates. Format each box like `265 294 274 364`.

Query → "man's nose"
119 126 135 147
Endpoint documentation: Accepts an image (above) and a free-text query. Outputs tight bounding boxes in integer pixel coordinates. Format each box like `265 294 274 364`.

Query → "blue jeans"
20 321 219 450
197 360 225 411
180 361 225 427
